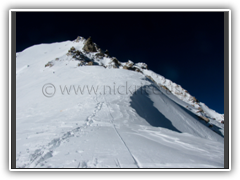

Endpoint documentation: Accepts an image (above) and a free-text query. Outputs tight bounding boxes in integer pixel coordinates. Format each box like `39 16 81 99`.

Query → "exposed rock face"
105 49 109 56
123 60 134 70
160 85 171 93
192 97 199 103
87 61 93 66
73 50 84 60
126 60 134 68
198 116 210 123
112 57 121 67
68 48 83 60
83 37 97 52
97 47 102 52
196 107 203 113
95 52 105 59
103 58 120 69
135 68 143 73
45 61 54 67
146 75 156 83
74 36 85 42
75 36 81 42
121 60 143 73
69 47 76 53
135 62 148 69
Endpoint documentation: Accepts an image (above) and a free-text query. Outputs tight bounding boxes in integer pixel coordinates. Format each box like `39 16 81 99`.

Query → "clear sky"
16 12 224 114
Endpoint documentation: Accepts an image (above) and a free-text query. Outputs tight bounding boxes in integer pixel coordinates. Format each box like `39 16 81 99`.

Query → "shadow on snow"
130 85 181 133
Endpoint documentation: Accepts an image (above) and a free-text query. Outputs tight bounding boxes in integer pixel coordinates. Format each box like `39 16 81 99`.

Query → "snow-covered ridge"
16 36 224 168
34 36 223 123
16 36 224 132
142 70 224 123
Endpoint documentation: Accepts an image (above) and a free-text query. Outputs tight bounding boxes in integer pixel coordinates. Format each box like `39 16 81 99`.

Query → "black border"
11 11 16 169
224 11 229 169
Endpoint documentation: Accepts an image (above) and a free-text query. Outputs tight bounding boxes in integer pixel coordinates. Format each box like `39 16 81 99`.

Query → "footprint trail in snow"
20 101 104 168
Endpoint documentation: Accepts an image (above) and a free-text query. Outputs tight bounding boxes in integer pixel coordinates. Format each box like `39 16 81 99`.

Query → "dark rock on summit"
192 97 199 103
83 37 97 52
112 57 121 67
95 52 105 59
104 49 109 56
74 36 84 42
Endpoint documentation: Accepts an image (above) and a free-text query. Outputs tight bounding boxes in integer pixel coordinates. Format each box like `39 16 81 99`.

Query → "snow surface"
16 38 224 168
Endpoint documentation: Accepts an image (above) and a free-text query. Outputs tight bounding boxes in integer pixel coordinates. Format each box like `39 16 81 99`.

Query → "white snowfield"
16 37 224 168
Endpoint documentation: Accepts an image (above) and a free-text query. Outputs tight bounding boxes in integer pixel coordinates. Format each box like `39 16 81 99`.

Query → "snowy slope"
16 37 224 168
142 69 224 135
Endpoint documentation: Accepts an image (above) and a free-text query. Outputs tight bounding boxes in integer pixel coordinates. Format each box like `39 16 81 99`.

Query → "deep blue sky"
16 12 224 114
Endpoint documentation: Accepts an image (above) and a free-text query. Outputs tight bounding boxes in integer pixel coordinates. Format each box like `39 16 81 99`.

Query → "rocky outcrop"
135 68 142 73
68 47 76 54
112 57 121 67
73 50 84 60
95 52 105 59
45 61 54 67
122 60 144 73
104 49 109 56
196 107 203 113
126 60 134 67
87 61 93 66
74 36 85 42
100 57 121 69
123 60 134 70
67 46 92 62
83 37 97 52
192 97 200 103
198 116 210 123
134 62 148 70
160 84 171 93
146 75 156 84
72 36 143 73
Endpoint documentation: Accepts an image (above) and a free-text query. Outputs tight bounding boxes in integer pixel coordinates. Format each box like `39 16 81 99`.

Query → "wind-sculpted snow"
142 70 224 121
16 38 224 168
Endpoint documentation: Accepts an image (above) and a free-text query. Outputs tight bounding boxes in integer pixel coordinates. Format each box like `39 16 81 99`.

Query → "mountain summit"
16 36 224 168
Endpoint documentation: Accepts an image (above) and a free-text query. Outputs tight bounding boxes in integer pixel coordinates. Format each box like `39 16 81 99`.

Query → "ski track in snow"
115 158 122 168
100 94 141 168
16 65 28 78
